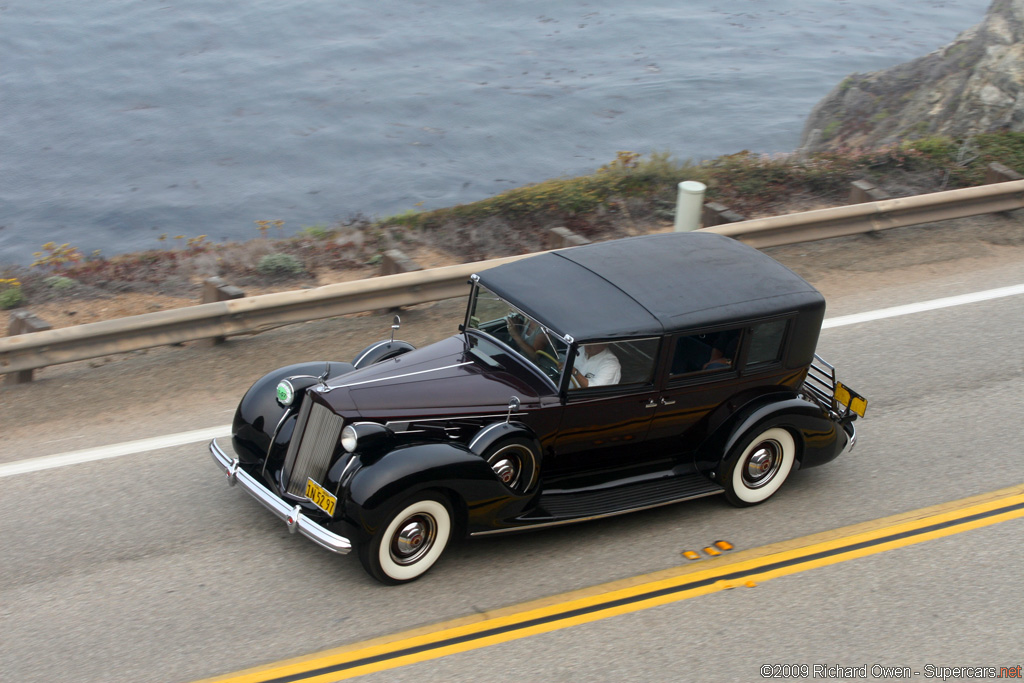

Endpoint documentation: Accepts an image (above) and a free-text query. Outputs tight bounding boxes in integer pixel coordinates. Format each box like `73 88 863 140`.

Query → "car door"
548 338 663 479
646 319 794 466
645 327 746 469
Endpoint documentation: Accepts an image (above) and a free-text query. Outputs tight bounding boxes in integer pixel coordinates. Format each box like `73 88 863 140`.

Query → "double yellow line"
196 484 1024 683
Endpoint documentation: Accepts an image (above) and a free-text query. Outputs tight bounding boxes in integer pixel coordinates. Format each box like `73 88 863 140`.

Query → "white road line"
822 283 1024 329
0 425 232 478
2 283 1022 479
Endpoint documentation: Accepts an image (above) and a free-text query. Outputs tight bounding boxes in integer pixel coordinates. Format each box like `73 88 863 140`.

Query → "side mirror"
506 396 521 423
390 315 401 343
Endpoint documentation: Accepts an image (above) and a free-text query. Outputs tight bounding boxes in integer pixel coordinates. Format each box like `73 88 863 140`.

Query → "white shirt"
573 346 621 387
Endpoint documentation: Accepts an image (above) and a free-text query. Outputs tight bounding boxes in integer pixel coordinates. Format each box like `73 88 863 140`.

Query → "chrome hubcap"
743 440 781 488
492 458 516 484
391 515 436 565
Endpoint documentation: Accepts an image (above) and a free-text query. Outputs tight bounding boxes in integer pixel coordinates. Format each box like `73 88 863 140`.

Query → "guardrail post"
674 181 706 232
200 277 245 346
849 180 891 204
702 202 746 228
6 311 52 385
545 227 591 249
380 249 423 276
985 162 1024 183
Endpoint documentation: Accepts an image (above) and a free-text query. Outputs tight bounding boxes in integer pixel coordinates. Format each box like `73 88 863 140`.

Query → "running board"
471 474 723 536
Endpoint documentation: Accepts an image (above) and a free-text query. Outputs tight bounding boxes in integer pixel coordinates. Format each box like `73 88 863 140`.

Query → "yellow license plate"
834 382 868 417
305 478 337 516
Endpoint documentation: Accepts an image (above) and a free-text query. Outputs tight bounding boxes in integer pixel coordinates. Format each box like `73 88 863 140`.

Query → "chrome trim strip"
209 439 352 554
263 405 295 478
332 362 474 389
383 413 522 431
469 489 724 536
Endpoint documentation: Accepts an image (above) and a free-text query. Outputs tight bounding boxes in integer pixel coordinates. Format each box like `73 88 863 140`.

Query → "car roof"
477 232 825 340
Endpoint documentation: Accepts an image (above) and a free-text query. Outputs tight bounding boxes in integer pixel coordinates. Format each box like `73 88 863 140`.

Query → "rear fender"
696 394 843 477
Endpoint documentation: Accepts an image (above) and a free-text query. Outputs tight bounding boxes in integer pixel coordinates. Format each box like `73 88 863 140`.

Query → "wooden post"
702 202 746 228
6 311 52 384
849 180 891 204
380 249 422 276
985 162 1024 184
545 227 591 249
200 277 245 346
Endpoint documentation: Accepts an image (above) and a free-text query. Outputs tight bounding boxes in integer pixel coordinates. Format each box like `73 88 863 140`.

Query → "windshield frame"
463 277 573 391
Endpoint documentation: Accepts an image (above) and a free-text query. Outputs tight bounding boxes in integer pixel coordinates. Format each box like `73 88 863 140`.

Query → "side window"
747 319 788 366
569 338 658 390
670 329 741 377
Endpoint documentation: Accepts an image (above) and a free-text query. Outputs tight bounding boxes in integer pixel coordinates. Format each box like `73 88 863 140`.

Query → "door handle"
645 399 658 409
660 397 676 406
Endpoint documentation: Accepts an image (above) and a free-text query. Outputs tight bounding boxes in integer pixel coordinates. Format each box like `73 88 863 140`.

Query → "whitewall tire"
723 427 796 506
359 495 452 584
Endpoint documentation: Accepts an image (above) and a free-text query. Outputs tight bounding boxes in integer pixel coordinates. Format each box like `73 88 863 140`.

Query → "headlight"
341 424 359 452
276 380 295 406
340 422 393 454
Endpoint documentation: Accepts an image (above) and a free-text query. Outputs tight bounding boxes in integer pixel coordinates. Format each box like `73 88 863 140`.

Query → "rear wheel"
722 427 796 506
358 494 452 584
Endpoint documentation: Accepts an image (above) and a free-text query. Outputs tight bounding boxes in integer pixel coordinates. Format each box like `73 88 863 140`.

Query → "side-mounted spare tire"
351 340 415 369
469 422 541 494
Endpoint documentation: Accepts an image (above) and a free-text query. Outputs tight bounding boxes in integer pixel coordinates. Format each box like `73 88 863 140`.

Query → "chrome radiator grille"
283 400 345 497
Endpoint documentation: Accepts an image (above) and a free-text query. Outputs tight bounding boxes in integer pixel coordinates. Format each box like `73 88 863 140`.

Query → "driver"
505 314 552 361
569 342 621 388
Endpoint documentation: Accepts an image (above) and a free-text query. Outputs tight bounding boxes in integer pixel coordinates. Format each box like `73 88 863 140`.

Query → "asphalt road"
1 218 1022 683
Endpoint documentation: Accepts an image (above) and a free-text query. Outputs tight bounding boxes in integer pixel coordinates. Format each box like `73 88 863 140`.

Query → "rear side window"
747 319 788 366
670 329 741 376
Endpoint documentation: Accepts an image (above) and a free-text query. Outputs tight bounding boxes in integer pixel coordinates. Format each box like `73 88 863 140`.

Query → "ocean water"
0 0 992 265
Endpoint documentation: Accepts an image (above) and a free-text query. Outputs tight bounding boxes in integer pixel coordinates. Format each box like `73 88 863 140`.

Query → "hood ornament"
316 361 333 393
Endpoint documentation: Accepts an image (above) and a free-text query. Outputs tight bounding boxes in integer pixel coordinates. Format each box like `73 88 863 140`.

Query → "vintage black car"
210 232 865 583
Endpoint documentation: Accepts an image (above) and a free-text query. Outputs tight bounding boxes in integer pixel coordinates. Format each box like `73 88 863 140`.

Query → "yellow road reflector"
682 550 701 561
713 540 734 551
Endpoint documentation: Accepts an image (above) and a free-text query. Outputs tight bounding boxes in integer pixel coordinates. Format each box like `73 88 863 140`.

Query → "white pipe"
674 180 706 232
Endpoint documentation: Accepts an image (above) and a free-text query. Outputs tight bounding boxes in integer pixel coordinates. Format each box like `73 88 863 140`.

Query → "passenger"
569 343 621 388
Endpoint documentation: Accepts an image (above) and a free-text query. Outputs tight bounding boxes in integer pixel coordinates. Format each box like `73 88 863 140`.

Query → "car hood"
318 335 544 420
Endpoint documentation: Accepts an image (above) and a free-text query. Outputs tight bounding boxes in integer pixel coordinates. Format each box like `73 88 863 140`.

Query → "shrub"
0 277 23 309
44 275 77 291
257 253 305 277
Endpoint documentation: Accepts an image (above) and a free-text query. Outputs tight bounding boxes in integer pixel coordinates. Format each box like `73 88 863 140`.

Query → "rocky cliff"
800 0 1024 153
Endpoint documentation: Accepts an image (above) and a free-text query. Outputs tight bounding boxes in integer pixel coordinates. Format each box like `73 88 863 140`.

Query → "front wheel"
722 427 796 507
358 494 453 584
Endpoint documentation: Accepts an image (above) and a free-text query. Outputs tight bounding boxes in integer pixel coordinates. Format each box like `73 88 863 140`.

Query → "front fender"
696 394 845 476
231 361 355 465
343 442 530 540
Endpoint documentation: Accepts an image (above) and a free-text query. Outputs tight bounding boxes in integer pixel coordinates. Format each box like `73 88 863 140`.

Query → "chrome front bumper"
208 439 352 554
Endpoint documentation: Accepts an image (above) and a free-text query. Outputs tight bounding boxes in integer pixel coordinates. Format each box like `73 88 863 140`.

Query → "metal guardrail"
3 179 1024 377
704 179 1024 248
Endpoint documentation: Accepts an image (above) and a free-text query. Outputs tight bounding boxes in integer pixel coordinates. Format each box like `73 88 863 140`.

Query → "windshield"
466 285 569 386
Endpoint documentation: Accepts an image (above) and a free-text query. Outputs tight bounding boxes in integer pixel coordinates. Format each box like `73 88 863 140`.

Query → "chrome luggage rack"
802 353 854 421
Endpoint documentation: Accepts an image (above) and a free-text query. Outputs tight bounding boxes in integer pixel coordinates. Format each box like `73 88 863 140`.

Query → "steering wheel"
535 349 561 381
536 350 581 388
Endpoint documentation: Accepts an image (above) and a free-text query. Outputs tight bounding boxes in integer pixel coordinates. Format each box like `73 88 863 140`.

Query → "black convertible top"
478 232 824 340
